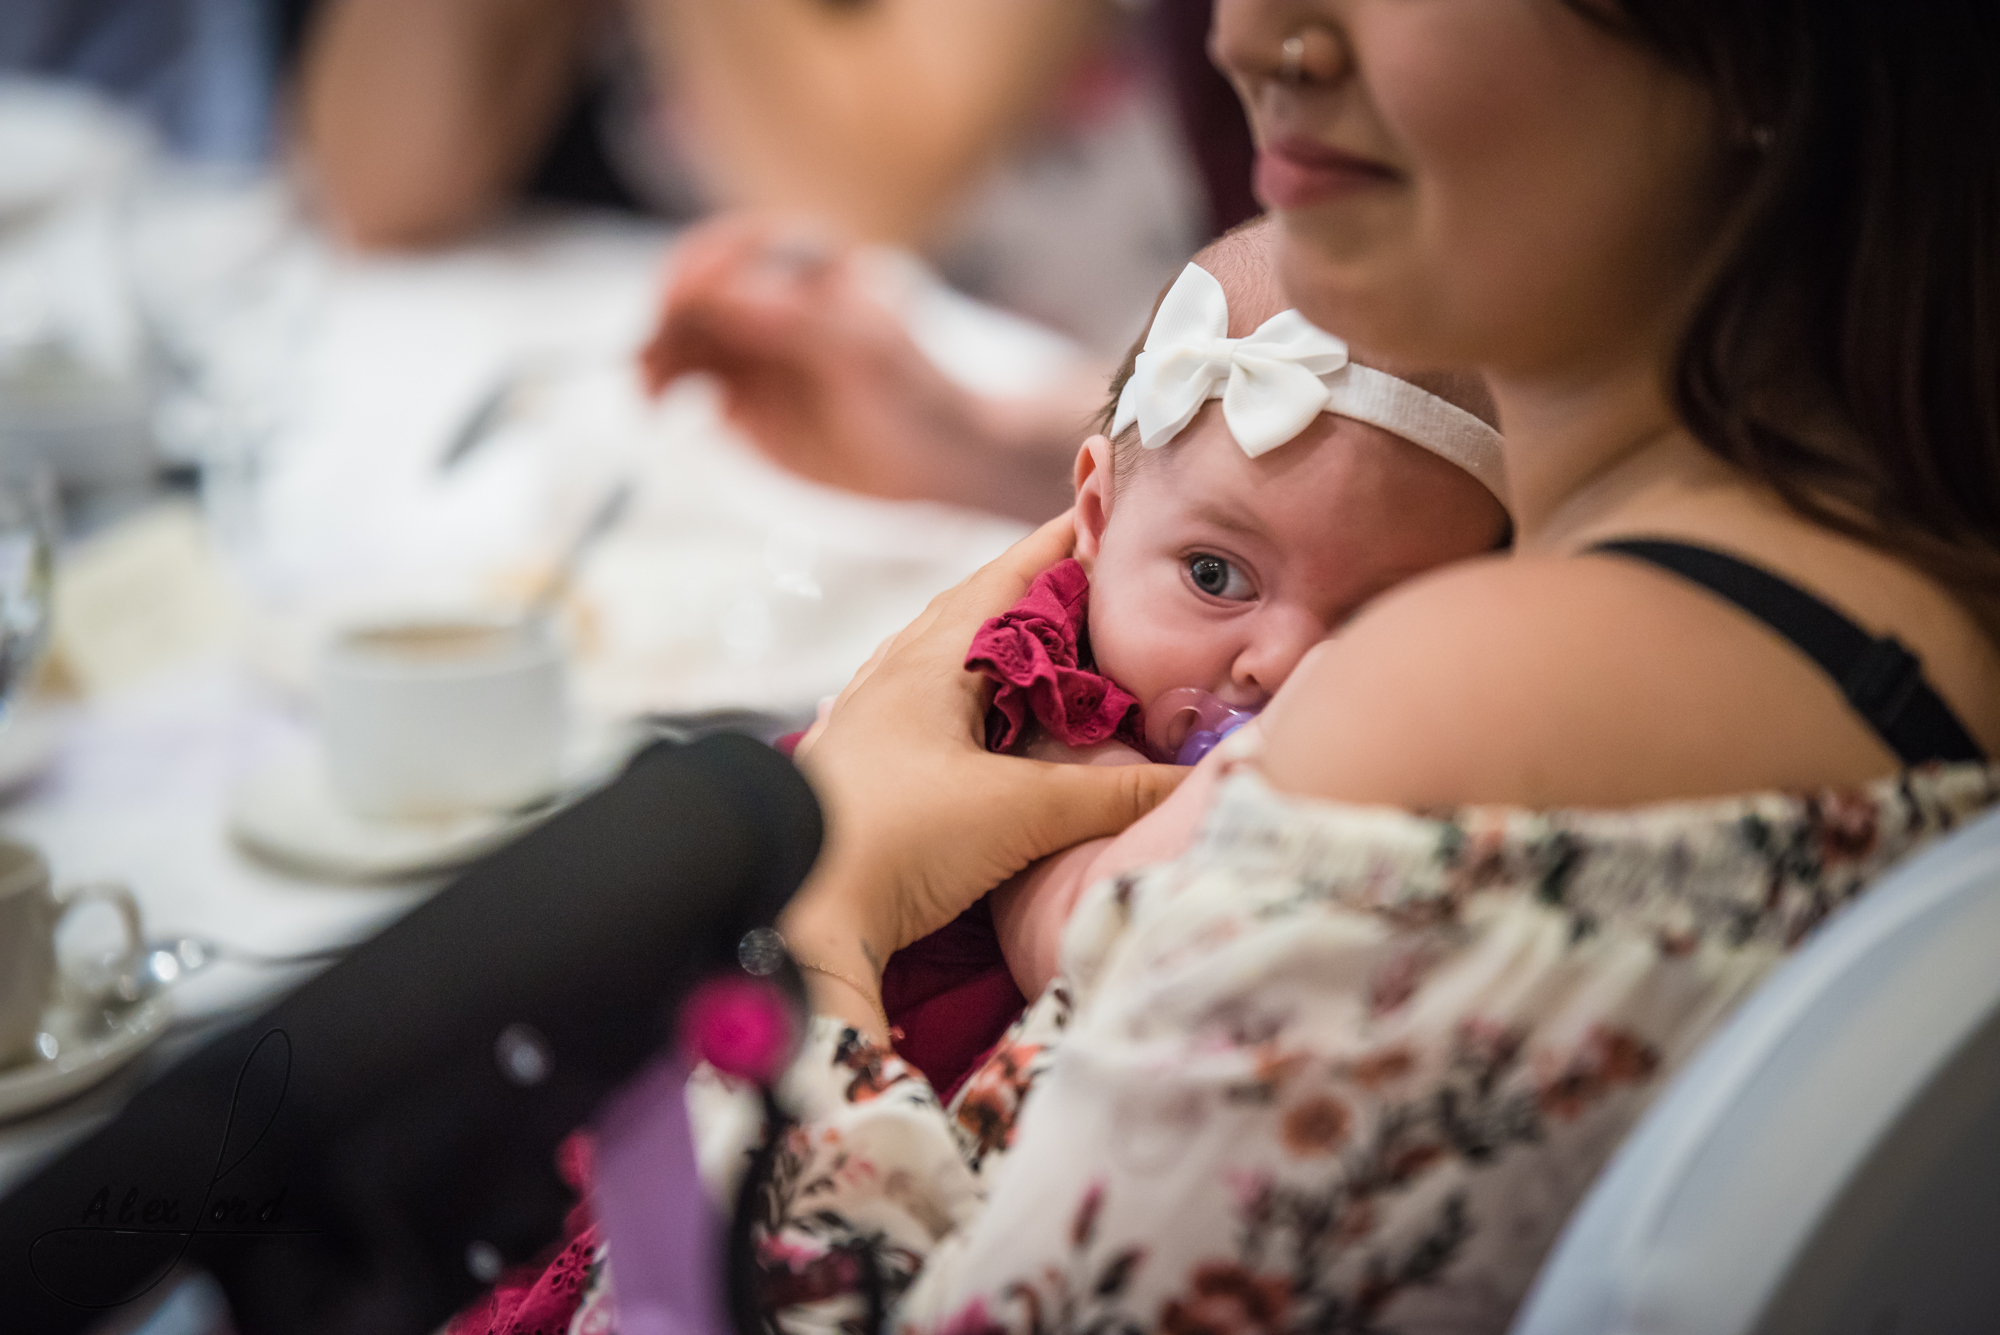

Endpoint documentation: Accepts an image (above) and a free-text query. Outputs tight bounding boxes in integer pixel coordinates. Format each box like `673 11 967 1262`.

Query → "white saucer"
227 730 636 883
0 993 173 1122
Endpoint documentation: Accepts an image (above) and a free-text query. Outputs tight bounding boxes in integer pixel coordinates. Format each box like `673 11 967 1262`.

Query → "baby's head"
1076 219 1510 713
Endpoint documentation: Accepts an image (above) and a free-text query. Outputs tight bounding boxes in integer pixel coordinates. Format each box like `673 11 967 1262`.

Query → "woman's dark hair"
1580 1 2000 616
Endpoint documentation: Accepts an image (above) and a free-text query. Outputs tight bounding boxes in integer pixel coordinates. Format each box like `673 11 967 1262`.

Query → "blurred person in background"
8 1 1255 522
295 0 1255 358
0 0 305 164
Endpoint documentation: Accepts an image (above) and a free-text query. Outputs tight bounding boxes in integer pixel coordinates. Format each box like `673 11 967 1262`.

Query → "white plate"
0 993 172 1122
227 728 638 883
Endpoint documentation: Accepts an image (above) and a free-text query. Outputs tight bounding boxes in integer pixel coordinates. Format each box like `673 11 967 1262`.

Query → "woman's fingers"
907 511 1077 649
792 631 898 762
796 512 1037 764
972 510 1080 602
838 510 1075 727
839 512 1078 697
788 508 1185 958
643 215 827 393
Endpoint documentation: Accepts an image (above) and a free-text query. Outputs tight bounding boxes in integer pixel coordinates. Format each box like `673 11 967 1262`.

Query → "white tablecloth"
0 207 1076 1190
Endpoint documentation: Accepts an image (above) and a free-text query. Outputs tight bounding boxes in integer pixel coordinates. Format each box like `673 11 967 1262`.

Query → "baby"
882 219 1510 1096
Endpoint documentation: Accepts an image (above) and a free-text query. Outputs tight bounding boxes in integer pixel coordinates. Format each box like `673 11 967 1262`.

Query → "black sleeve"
0 733 820 1335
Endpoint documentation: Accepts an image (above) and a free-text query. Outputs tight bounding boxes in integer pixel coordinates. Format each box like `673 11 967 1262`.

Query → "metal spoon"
110 935 357 1005
524 478 635 623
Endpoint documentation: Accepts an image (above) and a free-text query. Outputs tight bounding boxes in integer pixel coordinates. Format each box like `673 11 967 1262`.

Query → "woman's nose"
1211 1 1351 93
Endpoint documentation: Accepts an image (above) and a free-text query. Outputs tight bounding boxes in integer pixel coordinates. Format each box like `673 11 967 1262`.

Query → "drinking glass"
0 462 56 719
120 166 324 577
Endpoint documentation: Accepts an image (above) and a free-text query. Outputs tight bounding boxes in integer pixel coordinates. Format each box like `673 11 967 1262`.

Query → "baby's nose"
1228 617 1324 700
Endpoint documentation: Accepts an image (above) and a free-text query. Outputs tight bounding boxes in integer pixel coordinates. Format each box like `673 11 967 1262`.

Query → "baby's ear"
1073 434 1115 565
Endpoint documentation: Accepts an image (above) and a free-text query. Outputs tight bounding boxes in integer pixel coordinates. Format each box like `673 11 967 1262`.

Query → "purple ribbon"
592 1052 729 1335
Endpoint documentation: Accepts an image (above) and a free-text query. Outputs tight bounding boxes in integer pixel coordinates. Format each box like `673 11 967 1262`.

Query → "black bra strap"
1595 539 1987 767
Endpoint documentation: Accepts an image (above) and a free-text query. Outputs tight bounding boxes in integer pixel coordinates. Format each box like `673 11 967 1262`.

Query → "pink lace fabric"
964 558 1140 752
445 1135 601 1335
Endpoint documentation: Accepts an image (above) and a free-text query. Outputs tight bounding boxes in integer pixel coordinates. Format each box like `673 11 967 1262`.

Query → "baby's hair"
1093 215 1500 495
1094 216 1277 485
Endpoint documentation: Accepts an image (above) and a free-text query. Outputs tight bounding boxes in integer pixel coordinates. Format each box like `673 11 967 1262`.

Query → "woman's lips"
1255 137 1400 209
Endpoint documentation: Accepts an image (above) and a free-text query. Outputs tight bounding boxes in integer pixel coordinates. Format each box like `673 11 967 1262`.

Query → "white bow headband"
1111 264 1508 501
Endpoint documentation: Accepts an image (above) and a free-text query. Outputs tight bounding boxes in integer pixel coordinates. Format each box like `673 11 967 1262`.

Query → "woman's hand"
780 513 1188 1037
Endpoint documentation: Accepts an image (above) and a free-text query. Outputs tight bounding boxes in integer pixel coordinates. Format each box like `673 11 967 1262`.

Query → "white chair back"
1511 806 2000 1335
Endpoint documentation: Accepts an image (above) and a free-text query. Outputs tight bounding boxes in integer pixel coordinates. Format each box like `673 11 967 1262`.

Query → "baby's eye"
1186 553 1256 602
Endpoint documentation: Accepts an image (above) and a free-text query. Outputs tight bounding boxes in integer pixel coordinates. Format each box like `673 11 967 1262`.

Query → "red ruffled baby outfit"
964 558 1141 753
883 558 1140 1101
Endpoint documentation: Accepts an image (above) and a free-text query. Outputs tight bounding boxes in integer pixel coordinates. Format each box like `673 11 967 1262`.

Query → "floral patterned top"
557 753 1999 1335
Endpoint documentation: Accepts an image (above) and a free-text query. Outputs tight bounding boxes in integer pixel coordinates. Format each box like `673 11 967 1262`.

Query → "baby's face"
1077 401 1507 713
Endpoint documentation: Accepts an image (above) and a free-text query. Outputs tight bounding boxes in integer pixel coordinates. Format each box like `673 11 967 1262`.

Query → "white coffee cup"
0 839 146 1068
316 614 567 820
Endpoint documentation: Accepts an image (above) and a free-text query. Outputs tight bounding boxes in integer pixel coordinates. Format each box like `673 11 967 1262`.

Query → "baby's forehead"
1128 401 1345 506
1129 403 1441 520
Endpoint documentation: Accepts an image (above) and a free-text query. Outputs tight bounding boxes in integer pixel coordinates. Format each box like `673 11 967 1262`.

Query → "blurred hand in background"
640 213 1099 524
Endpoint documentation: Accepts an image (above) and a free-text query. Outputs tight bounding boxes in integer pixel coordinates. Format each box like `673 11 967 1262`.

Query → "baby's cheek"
1084 589 1138 691
1089 605 1166 707
1089 580 1209 706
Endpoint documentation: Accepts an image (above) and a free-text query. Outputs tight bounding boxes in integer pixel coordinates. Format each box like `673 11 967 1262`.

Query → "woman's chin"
1273 222 1389 342
1271 220 1453 368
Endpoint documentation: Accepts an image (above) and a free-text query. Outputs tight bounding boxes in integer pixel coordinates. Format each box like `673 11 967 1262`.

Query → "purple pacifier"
1143 687 1260 767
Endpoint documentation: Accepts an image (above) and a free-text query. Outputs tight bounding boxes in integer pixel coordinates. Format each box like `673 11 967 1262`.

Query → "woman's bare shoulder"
1256 551 1899 811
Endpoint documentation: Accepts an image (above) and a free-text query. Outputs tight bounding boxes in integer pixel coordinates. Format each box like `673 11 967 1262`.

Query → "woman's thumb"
1020 760 1189 856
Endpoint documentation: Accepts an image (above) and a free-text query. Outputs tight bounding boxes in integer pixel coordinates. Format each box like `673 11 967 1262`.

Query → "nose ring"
1280 34 1306 85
